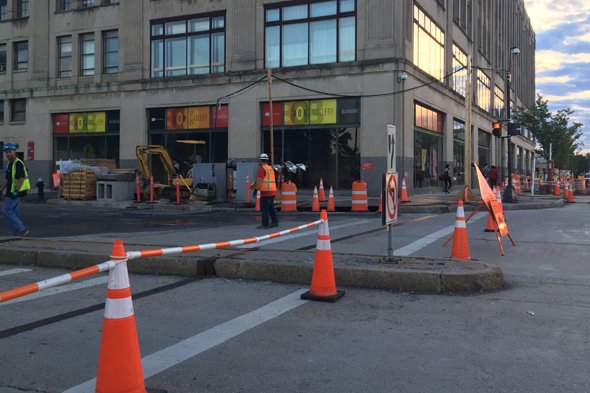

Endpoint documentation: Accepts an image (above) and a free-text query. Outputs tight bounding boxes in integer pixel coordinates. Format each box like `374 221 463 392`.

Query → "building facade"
0 0 536 196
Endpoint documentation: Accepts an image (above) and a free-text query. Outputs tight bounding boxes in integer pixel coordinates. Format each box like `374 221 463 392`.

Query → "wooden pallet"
62 169 97 200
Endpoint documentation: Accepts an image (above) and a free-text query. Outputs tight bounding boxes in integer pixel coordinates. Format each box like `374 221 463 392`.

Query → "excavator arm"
135 145 193 192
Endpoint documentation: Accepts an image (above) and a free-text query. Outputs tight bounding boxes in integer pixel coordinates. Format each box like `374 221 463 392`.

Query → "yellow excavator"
135 144 195 199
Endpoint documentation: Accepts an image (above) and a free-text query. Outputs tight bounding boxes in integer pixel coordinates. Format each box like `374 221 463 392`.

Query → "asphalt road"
0 200 589 392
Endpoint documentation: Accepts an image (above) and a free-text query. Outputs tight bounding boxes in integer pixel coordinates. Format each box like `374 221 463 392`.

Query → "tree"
572 153 590 176
514 94 584 169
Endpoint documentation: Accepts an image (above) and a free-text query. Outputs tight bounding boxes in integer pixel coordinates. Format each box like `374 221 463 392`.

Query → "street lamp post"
503 47 520 203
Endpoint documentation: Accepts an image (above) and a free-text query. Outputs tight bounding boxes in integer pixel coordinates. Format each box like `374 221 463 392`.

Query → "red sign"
212 105 229 128
27 141 34 161
53 114 69 134
262 102 283 126
386 173 398 224
362 162 375 171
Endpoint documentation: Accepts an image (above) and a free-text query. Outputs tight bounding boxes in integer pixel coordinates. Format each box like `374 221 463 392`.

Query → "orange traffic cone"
318 178 326 201
400 177 410 203
378 191 383 213
255 190 260 212
566 183 575 203
450 200 470 260
327 186 335 212
301 210 345 302
484 211 496 232
96 240 146 393
312 186 320 212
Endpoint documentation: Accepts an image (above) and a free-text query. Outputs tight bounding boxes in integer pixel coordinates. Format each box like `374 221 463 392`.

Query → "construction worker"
0 143 30 237
251 153 279 229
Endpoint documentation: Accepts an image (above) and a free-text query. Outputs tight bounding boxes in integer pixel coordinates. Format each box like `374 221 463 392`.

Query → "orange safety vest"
260 164 277 192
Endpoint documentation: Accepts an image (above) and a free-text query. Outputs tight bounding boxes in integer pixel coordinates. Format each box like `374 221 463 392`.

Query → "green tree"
572 153 590 176
514 94 584 169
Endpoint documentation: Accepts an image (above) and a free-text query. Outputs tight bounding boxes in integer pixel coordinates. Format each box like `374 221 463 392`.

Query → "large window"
265 0 356 68
451 44 467 96
478 129 491 167
58 36 72 78
10 99 26 122
0 0 7 21
494 86 504 119
414 103 444 188
453 119 465 184
151 13 225 78
413 5 445 80
82 0 96 7
13 41 28 71
0 43 6 72
15 0 28 18
103 30 118 74
80 33 95 76
57 0 73 11
476 70 491 112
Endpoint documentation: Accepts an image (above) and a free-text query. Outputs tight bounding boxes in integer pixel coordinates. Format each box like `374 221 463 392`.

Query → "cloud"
535 51 590 74
524 0 590 33
544 90 590 102
536 75 573 84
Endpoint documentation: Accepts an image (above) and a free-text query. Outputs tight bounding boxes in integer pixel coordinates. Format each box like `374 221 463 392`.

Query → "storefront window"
478 129 490 167
260 98 360 189
147 105 228 181
414 102 444 188
453 119 465 185
53 110 120 165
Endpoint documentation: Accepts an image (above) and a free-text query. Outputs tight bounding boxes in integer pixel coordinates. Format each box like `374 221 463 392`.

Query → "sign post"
385 124 398 259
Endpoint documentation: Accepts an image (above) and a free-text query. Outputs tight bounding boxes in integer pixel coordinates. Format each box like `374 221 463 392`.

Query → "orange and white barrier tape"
125 219 323 260
0 260 117 303
0 219 325 302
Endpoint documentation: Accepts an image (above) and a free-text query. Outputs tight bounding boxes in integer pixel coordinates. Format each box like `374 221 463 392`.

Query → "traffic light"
508 122 521 136
492 121 502 137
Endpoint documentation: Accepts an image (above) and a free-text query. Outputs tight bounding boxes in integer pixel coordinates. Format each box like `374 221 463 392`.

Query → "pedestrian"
250 153 279 229
489 165 499 189
443 164 452 193
482 163 490 182
0 143 30 237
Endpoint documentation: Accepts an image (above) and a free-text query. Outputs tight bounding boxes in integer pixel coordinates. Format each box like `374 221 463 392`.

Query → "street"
0 199 589 392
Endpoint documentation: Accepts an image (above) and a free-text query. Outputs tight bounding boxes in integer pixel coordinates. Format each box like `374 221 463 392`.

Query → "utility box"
234 162 258 202
192 163 226 202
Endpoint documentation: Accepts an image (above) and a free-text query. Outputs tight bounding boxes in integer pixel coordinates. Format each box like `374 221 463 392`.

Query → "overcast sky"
523 0 590 154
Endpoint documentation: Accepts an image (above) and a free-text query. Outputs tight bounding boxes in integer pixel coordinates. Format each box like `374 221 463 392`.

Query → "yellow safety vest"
10 158 31 193
260 164 277 192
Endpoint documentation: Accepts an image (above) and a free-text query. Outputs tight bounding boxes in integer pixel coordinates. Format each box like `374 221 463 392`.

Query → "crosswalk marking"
0 268 32 277
64 288 309 393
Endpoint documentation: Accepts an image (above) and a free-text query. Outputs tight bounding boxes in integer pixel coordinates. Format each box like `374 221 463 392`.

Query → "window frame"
58 35 73 78
10 99 26 123
13 41 28 71
264 0 356 68
102 30 118 74
0 43 6 73
15 0 29 18
413 3 445 81
80 33 95 76
0 0 7 21
150 11 226 78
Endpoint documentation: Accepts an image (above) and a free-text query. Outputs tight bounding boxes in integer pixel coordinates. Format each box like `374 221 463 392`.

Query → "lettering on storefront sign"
284 101 310 125
310 99 337 124
69 112 106 133
188 107 210 129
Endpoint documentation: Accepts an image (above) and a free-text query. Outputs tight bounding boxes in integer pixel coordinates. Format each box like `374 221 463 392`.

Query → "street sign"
387 124 396 173
383 172 398 225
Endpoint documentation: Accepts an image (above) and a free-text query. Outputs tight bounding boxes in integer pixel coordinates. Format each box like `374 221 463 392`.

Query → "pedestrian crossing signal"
492 121 502 137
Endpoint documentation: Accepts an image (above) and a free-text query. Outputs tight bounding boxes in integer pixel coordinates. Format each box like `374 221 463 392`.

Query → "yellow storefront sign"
310 99 337 124
69 112 106 133
188 107 210 129
284 101 309 125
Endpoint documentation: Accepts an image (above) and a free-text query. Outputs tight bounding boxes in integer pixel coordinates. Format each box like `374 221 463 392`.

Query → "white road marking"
238 220 373 249
0 268 32 277
1 276 109 307
64 288 309 393
394 212 487 256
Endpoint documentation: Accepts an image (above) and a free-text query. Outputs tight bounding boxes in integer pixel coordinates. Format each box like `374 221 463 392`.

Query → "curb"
0 248 502 294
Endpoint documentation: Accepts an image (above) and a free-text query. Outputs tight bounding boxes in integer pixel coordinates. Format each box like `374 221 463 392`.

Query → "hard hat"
259 153 269 160
3 142 17 151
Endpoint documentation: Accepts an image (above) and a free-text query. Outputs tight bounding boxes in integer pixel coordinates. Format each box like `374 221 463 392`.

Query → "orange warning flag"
474 164 509 237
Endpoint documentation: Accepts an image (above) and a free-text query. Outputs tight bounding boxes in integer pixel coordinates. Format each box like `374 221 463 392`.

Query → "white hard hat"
259 153 269 160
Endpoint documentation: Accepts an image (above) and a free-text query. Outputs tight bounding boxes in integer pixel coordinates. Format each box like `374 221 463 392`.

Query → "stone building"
0 0 536 195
